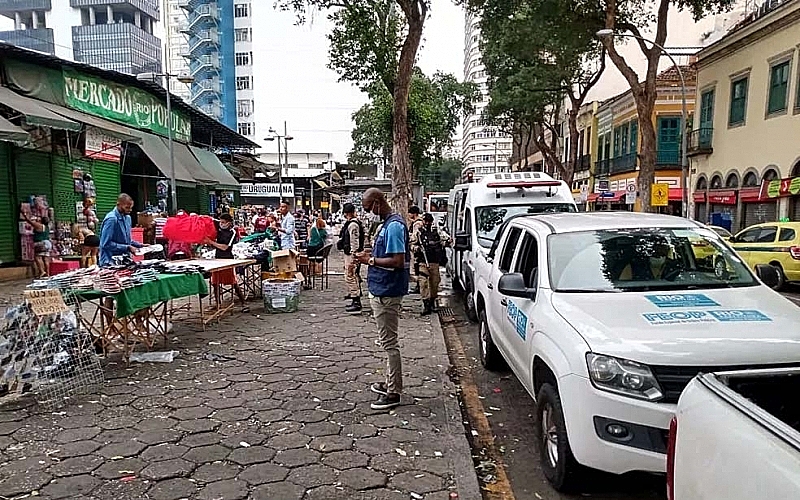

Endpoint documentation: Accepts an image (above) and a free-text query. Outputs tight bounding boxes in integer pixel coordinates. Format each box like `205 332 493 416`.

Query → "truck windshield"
548 227 758 292
476 204 576 247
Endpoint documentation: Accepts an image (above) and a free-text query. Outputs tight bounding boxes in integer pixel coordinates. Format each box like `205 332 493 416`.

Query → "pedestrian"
307 216 327 258
72 223 100 268
355 188 410 411
407 205 424 294
22 208 51 277
273 202 296 250
295 210 309 249
412 213 451 315
339 203 365 314
203 213 249 313
99 194 143 267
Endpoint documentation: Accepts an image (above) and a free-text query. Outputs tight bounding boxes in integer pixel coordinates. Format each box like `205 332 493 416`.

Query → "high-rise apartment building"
0 0 162 75
162 0 191 101
166 0 251 132
462 9 512 179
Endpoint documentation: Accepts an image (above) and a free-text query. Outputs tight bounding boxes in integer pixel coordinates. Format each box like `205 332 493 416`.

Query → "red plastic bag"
163 213 217 244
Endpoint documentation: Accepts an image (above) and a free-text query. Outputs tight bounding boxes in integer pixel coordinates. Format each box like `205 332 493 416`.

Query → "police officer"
411 213 451 315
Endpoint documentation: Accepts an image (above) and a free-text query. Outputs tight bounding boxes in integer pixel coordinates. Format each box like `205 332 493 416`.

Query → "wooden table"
178 259 258 325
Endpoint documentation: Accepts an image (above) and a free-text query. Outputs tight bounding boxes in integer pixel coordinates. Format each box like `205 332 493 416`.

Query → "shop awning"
314 179 329 189
0 115 29 144
190 146 240 191
0 86 81 131
668 188 683 201
589 192 624 202
167 138 216 185
129 131 197 187
40 102 142 143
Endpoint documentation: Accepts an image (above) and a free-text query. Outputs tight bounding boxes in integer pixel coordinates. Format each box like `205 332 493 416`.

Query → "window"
729 77 748 126
779 228 796 242
235 52 251 66
499 227 522 272
235 28 250 42
738 226 777 243
767 60 790 114
700 89 715 128
514 233 539 289
629 120 638 153
237 122 254 136
235 76 250 90
234 3 249 17
237 99 253 117
621 125 629 155
613 126 622 157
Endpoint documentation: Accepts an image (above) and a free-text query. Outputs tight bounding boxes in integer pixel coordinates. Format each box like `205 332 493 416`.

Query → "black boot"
431 298 439 312
421 299 432 316
345 296 362 315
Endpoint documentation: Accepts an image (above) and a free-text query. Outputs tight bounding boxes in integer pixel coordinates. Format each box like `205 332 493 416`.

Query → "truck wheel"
535 383 582 491
478 310 505 371
464 288 478 323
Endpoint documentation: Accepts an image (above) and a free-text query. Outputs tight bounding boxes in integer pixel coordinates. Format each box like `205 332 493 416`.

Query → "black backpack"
337 219 365 254
418 226 446 265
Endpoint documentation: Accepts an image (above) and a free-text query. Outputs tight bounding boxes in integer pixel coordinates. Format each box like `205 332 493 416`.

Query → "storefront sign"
63 68 191 142
761 177 800 199
84 126 122 162
240 183 295 198
708 190 737 205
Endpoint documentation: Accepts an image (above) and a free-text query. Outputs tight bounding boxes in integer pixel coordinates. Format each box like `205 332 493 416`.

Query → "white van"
446 171 577 320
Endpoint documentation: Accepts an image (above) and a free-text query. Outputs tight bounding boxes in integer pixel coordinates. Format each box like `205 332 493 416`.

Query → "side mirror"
498 272 534 299
728 235 737 243
755 264 780 289
454 232 471 252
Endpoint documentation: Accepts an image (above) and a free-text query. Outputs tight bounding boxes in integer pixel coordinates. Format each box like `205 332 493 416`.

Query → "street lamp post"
596 29 690 219
136 72 194 214
264 123 294 204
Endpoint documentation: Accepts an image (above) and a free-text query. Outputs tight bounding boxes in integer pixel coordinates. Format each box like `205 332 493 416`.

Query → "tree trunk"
390 0 426 219
637 97 657 213
566 106 579 187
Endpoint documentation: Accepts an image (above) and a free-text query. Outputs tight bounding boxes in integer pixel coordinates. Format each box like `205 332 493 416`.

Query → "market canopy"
129 131 198 187
40 102 142 143
0 114 29 144
0 86 81 131
190 146 240 191
167 138 217 185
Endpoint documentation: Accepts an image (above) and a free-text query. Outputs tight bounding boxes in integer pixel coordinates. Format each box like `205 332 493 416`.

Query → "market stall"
176 259 258 325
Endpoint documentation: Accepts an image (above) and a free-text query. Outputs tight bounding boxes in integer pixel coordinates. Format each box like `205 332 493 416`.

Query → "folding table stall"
175 259 258 326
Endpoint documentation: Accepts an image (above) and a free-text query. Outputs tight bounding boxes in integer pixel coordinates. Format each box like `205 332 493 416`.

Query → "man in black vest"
355 188 410 411
412 212 451 315
340 203 365 314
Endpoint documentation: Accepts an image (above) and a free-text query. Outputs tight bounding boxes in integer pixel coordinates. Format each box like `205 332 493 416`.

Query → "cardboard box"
270 249 298 274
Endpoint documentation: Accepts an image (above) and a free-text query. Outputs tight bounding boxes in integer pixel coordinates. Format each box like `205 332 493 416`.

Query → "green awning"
130 131 197 187
165 138 216 185
0 115 29 144
0 86 81 131
190 146 241 191
40 102 142 143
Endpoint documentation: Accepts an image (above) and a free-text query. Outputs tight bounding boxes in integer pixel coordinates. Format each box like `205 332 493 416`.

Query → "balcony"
0 27 54 54
69 0 159 20
594 159 610 177
0 0 51 13
191 78 220 102
187 3 217 30
688 128 713 156
190 54 219 77
576 154 591 172
610 153 637 174
188 28 219 55
656 149 680 168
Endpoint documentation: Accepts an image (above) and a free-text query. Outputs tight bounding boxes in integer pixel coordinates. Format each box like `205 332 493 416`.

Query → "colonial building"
690 0 800 232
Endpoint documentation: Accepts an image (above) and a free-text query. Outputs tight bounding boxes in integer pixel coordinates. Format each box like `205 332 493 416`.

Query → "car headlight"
586 353 663 401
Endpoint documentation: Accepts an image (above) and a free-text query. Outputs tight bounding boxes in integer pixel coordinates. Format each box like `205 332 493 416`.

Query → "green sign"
62 68 191 142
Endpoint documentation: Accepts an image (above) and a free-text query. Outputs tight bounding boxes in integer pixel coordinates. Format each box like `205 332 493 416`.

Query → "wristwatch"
368 257 375 266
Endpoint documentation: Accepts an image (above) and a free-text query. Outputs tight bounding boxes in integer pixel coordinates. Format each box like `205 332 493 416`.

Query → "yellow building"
591 66 697 213
563 101 600 208
690 0 800 232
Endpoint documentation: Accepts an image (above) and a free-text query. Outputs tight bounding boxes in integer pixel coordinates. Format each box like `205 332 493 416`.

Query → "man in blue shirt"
355 188 410 411
273 202 296 250
99 194 143 266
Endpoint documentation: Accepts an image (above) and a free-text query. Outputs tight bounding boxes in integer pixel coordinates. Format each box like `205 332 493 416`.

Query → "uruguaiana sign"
62 68 191 142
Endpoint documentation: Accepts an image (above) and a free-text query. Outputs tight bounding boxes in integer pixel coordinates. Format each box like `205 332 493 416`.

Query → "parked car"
669 365 800 500
729 221 800 289
707 224 732 239
474 212 800 491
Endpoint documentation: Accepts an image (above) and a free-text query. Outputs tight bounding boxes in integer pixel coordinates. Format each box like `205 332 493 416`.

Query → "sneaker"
371 393 401 410
370 382 388 395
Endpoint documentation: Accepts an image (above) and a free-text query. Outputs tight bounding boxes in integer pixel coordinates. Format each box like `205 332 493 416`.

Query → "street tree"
476 0 606 185
278 0 427 215
419 158 465 192
349 70 477 182
600 0 735 210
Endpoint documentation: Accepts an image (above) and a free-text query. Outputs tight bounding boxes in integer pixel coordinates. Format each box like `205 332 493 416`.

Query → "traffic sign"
625 183 636 205
651 183 669 206
598 179 610 192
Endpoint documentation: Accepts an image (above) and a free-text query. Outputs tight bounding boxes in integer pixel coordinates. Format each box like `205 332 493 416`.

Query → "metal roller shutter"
90 160 121 219
743 202 778 228
709 204 735 230
177 186 199 214
196 185 210 215
14 148 52 205
51 155 94 225
695 203 707 224
793 196 800 221
0 144 16 264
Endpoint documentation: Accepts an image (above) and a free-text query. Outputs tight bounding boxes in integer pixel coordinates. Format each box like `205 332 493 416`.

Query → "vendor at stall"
203 213 249 313
99 194 143 267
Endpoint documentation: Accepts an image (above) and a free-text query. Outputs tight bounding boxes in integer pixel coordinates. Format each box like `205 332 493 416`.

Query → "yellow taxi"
729 222 800 289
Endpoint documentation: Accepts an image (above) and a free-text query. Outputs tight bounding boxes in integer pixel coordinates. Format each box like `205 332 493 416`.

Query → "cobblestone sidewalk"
0 270 480 499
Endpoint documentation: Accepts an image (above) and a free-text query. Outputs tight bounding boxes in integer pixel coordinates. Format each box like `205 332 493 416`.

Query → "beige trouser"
344 254 362 297
371 296 403 394
418 263 440 301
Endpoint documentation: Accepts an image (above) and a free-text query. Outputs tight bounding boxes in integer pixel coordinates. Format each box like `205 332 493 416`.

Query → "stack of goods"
97 269 122 294
132 268 159 284
27 268 97 291
262 278 302 314
163 213 217 245
152 262 206 275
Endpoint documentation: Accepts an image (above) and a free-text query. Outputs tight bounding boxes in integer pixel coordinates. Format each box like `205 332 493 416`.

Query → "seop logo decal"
707 310 772 322
643 309 771 325
506 301 528 340
645 294 720 308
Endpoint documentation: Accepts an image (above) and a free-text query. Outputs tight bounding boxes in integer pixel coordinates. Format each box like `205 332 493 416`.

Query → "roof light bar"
485 181 561 189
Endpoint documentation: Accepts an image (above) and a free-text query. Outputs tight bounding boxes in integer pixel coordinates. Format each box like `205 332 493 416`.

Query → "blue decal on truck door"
506 300 528 340
645 294 720 308
707 310 772 322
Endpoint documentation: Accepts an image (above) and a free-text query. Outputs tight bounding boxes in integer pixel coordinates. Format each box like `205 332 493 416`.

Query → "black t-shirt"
215 227 238 259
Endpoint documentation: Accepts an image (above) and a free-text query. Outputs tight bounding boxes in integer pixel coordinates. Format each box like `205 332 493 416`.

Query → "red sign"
693 192 706 202
707 190 737 205
759 177 800 199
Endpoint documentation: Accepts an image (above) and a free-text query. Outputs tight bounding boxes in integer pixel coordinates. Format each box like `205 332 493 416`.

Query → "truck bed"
723 371 800 432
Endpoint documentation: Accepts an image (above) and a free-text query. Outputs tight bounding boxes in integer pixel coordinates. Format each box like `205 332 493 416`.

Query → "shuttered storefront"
743 202 778 227
91 160 121 219
51 155 91 224
695 203 707 224
196 185 210 215
177 186 199 214
793 196 800 221
14 148 53 205
0 144 16 264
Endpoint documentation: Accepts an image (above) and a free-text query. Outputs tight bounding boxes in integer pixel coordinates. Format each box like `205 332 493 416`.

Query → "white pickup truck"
474 211 800 491
669 367 800 500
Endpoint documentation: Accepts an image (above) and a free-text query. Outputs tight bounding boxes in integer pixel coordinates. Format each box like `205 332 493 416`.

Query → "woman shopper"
72 223 100 267
307 217 327 258
22 208 51 277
